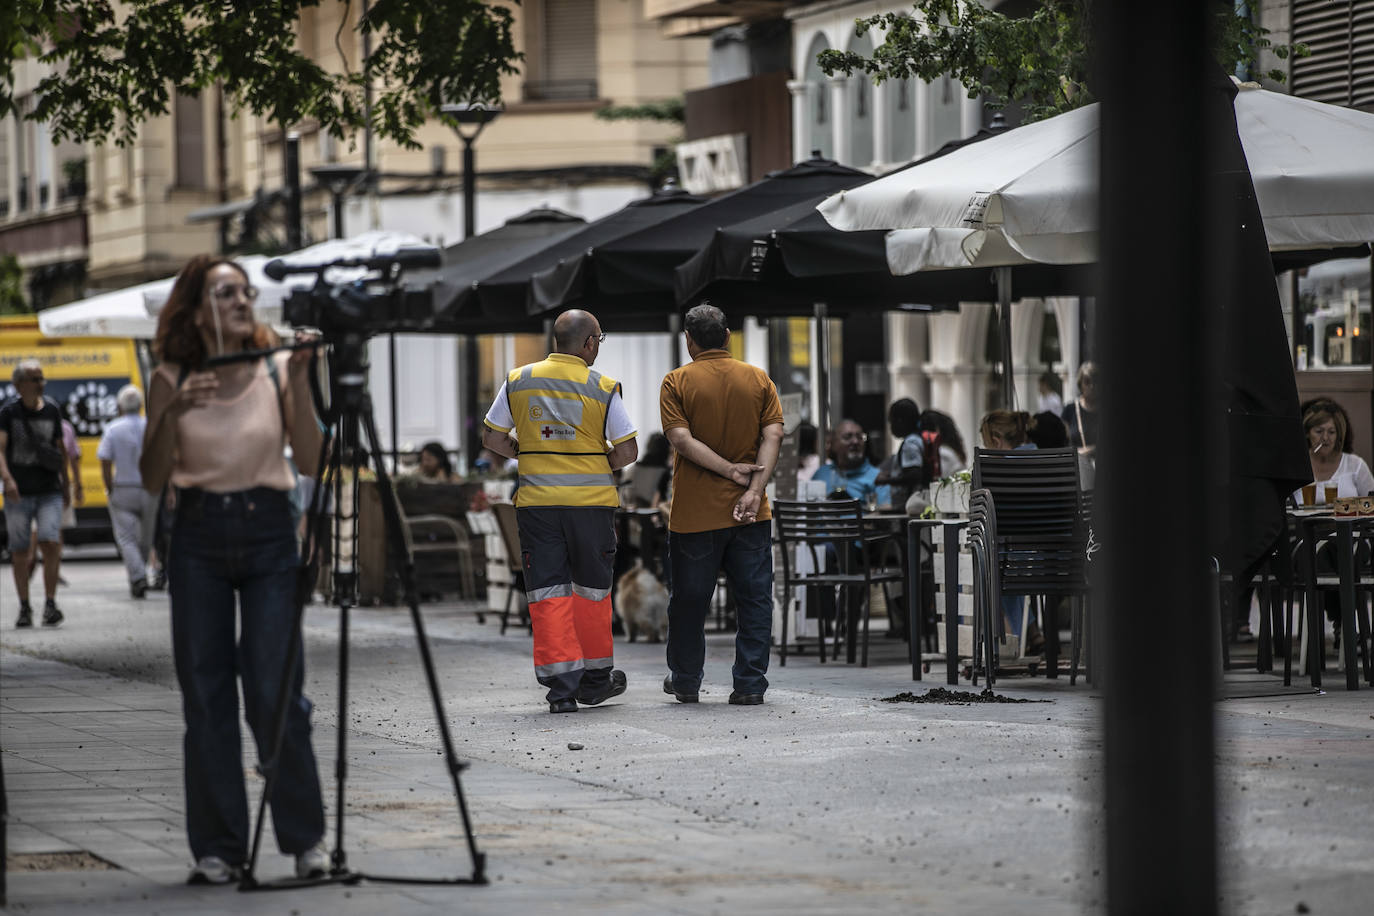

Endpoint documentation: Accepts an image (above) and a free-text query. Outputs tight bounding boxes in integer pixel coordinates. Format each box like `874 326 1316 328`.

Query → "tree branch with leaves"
4 0 522 149
817 0 1305 124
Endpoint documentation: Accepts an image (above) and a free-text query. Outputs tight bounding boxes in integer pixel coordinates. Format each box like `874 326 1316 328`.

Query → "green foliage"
594 98 685 125
595 98 685 184
818 0 1306 123
4 1 521 149
0 254 31 315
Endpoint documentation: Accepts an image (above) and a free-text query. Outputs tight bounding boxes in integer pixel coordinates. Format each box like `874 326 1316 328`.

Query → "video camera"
265 247 442 336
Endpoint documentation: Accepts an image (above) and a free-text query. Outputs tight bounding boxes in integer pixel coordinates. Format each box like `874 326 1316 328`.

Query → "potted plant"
924 469 972 518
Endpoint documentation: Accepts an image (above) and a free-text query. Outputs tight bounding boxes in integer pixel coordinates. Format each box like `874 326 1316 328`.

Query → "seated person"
414 441 456 483
812 419 891 508
922 409 968 476
1294 399 1374 648
473 446 517 476
875 398 925 510
625 432 672 508
810 419 900 638
1298 399 1374 503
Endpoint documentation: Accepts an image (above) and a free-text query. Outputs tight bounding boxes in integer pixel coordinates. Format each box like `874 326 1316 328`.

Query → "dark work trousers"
517 506 618 703
168 487 325 864
666 520 774 696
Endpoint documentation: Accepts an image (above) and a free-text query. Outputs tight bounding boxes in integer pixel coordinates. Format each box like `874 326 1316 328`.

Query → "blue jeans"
666 521 773 695
169 487 324 863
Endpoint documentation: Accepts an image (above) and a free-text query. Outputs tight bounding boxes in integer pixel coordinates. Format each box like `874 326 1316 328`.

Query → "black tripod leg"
359 402 487 884
329 423 359 875
241 424 339 889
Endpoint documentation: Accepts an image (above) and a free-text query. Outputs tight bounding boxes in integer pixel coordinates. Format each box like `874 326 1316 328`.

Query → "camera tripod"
232 331 486 890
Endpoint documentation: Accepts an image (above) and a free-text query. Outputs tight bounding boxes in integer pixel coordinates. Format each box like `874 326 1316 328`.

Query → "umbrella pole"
996 266 1015 409
668 312 682 367
389 332 399 472
815 301 830 452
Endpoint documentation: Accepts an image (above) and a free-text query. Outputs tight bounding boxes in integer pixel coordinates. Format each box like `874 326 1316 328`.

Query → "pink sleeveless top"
159 356 295 493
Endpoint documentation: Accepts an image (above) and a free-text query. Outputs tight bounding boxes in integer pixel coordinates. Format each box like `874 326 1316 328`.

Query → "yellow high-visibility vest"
506 353 620 508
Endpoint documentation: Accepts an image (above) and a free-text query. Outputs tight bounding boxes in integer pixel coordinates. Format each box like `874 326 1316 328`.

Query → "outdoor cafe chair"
773 498 905 667
967 447 1089 685
1269 513 1374 686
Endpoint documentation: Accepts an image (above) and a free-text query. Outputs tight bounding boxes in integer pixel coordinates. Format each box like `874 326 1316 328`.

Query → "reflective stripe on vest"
509 354 620 508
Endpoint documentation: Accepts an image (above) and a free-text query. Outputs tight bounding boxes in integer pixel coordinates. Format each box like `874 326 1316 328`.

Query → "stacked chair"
967 447 1090 685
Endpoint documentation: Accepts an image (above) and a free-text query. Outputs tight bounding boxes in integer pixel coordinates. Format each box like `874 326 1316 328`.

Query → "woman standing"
141 255 327 885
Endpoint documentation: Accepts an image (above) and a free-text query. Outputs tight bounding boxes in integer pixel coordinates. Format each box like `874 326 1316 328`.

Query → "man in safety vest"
481 309 639 713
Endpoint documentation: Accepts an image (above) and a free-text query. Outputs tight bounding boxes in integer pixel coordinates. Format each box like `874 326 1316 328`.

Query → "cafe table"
1290 505 1374 690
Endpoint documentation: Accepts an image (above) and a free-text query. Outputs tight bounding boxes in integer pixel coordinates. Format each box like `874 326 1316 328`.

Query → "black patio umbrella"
430 206 587 334
527 155 871 320
471 182 708 333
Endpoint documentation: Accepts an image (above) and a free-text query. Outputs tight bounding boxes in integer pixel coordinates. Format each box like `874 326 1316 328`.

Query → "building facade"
6 1 710 462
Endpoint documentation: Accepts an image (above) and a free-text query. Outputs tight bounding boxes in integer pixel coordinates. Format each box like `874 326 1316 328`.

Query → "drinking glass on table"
1324 484 1339 504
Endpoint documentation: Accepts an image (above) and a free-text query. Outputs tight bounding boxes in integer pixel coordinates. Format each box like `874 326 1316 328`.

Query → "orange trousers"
515 506 616 702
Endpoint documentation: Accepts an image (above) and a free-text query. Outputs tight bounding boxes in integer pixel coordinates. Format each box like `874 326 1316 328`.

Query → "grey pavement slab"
3 557 1373 914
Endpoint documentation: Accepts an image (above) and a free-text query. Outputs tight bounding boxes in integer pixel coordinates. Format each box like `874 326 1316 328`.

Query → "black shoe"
577 669 627 706
728 691 765 705
662 675 698 704
548 698 578 714
131 577 148 599
16 602 33 628
41 600 63 627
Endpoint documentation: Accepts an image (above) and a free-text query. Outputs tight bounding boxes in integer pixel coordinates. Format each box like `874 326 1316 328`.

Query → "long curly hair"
154 255 274 368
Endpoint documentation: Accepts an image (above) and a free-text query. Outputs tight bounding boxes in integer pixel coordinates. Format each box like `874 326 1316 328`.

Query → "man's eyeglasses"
209 284 260 303
586 332 607 345
20 374 45 384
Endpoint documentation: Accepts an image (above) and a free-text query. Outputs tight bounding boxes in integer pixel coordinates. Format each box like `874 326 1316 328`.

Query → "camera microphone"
263 246 442 282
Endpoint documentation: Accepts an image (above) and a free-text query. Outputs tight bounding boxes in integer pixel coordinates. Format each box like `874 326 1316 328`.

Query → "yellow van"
0 314 150 546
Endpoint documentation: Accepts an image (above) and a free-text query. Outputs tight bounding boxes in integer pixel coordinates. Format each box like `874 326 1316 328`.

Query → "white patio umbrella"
817 80 1374 404
40 231 428 339
819 80 1374 274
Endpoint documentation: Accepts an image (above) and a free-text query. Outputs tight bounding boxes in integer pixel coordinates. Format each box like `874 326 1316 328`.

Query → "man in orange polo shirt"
660 304 784 705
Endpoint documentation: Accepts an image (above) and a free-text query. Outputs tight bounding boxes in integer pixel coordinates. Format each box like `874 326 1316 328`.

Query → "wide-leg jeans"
168 486 325 863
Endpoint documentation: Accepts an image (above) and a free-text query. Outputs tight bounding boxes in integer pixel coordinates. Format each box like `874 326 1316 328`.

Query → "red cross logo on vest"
542 426 554 438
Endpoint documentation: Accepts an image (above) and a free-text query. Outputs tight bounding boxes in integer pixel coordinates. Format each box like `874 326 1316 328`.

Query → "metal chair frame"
773 498 905 667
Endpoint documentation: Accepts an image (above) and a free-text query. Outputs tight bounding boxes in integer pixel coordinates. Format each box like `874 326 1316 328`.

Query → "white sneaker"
187 855 239 885
295 842 330 879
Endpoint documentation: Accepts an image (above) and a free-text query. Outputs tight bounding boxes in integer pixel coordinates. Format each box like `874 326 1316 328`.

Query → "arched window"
846 31 875 166
803 34 833 160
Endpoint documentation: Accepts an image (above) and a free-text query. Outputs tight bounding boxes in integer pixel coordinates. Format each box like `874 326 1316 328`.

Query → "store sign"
677 134 748 195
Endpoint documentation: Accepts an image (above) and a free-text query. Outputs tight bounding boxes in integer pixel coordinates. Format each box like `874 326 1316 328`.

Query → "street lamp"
440 102 503 467
308 163 367 240
439 102 502 240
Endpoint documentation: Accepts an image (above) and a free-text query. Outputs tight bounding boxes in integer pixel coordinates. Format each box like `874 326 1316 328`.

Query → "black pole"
462 137 477 239
1097 2 1216 914
996 266 1015 408
462 134 481 466
389 334 399 471
284 131 303 251
331 190 345 242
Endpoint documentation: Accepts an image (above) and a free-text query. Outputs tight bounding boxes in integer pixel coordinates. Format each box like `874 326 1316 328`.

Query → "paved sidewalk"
3 558 1373 914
